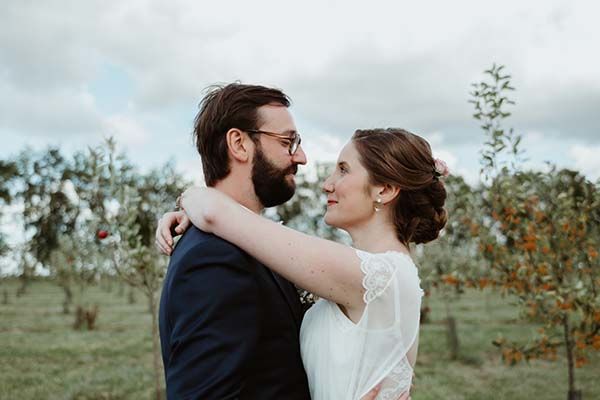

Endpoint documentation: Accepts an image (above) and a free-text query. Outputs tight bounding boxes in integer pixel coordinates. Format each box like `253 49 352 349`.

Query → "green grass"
1 279 599 399
0 279 159 399
416 290 600 400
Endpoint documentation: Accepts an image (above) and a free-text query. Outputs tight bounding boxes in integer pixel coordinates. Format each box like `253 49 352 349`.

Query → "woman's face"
322 141 377 230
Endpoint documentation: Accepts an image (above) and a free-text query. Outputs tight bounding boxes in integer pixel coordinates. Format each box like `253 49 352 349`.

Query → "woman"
157 128 449 400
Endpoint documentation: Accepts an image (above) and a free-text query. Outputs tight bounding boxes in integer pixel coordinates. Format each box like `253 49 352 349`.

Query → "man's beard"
252 146 297 208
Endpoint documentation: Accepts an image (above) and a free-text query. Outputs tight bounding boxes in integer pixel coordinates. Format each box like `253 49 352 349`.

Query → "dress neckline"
354 248 415 266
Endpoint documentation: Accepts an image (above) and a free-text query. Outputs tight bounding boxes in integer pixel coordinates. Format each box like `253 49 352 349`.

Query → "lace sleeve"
360 250 397 304
348 250 423 399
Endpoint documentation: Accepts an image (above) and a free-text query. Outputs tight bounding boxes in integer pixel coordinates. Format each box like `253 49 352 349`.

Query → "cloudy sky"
1 0 599 185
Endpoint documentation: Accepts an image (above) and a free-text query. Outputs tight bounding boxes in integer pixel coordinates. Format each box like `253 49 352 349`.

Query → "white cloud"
0 0 599 186
0 80 103 138
568 144 600 181
425 131 480 186
302 131 345 164
176 157 204 187
102 114 150 146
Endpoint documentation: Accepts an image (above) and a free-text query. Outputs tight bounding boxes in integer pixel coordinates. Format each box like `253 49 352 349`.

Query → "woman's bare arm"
181 187 366 312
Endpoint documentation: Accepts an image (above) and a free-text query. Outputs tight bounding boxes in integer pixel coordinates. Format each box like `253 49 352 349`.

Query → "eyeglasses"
246 129 302 156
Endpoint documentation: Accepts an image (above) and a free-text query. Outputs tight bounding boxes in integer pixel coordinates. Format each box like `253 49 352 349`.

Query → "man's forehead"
257 104 295 129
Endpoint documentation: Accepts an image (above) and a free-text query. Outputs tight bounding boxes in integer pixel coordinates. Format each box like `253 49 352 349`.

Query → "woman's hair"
352 128 448 245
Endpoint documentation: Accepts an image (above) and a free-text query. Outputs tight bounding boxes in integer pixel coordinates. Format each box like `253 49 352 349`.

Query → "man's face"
251 105 307 207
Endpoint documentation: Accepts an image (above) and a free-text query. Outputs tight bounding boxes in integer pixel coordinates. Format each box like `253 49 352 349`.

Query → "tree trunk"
148 292 163 400
73 306 85 330
128 288 136 304
419 294 430 324
568 390 583 400
62 285 73 314
2 289 9 305
445 300 460 360
16 271 30 297
85 305 99 330
563 315 582 400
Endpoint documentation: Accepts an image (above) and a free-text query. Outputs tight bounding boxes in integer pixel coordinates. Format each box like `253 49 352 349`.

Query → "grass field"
1 279 599 400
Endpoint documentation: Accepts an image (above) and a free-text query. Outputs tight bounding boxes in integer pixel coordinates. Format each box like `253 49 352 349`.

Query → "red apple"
97 230 109 240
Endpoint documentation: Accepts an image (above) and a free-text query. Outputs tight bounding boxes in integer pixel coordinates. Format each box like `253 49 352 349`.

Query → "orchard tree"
96 138 188 400
16 148 80 266
471 64 600 400
0 159 18 303
418 175 489 359
48 233 102 321
13 148 80 296
0 159 17 258
15 146 110 311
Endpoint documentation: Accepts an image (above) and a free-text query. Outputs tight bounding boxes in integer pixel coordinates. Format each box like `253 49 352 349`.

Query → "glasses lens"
290 135 301 155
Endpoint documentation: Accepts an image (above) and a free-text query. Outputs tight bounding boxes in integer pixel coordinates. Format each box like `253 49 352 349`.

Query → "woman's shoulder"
354 249 416 270
354 249 422 303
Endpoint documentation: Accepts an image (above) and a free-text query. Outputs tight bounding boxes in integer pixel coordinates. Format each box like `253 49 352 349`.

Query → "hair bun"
411 203 448 244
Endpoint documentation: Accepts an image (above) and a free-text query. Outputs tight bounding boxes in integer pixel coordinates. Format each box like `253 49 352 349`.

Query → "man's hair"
193 83 291 186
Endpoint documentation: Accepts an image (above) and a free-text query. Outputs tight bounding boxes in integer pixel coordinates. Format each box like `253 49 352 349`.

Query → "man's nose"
292 145 307 165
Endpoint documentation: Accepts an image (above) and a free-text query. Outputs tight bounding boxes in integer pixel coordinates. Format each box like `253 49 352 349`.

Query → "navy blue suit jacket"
159 227 311 399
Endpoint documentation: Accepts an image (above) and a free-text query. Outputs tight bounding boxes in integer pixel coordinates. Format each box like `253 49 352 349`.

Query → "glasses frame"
245 129 302 156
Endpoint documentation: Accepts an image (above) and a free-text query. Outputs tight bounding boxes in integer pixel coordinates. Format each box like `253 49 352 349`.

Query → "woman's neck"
346 217 409 255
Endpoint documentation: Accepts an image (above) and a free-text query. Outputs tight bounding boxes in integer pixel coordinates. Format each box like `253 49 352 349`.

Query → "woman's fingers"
174 214 191 234
360 384 381 400
161 217 176 246
160 224 173 249
155 238 170 255
154 211 190 255
155 213 177 254
361 386 411 400
155 219 167 254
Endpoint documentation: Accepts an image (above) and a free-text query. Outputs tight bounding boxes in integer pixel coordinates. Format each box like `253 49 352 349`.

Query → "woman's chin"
324 213 341 229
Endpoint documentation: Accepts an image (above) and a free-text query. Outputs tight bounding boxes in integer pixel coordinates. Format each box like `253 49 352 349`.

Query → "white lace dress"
300 250 423 400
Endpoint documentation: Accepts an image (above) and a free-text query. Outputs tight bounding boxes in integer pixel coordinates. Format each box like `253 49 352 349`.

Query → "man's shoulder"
170 227 251 266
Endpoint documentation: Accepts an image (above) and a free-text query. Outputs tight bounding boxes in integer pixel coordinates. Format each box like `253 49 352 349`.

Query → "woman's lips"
327 200 338 207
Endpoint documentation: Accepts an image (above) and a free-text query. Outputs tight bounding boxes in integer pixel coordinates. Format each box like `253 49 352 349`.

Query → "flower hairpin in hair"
433 158 450 179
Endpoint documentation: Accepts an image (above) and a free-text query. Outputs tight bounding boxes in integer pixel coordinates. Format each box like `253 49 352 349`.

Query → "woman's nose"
322 175 334 193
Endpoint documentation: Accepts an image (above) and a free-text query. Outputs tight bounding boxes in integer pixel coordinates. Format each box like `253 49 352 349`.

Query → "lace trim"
357 250 396 304
379 357 413 399
357 250 424 304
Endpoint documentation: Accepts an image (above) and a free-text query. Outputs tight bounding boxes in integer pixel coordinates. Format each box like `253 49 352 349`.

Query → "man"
157 83 311 399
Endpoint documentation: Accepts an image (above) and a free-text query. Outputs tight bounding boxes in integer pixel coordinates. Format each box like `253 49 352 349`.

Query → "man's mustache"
286 165 298 175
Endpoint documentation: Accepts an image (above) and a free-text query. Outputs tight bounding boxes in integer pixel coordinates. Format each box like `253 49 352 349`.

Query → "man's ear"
226 128 253 163
377 184 401 205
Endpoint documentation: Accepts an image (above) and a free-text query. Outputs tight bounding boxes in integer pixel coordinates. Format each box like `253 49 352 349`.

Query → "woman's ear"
377 184 401 205
226 128 253 163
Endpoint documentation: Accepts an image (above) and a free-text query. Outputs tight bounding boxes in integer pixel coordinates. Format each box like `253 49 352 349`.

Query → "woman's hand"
361 386 411 400
155 211 190 255
179 186 226 232
154 187 228 255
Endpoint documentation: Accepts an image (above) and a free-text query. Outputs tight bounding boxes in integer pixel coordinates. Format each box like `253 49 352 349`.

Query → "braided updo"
352 128 448 245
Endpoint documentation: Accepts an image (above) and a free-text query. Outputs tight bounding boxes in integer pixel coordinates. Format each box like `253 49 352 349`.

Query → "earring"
374 197 383 212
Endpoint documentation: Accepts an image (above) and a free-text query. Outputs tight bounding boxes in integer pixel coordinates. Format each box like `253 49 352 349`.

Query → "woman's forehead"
337 141 357 162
